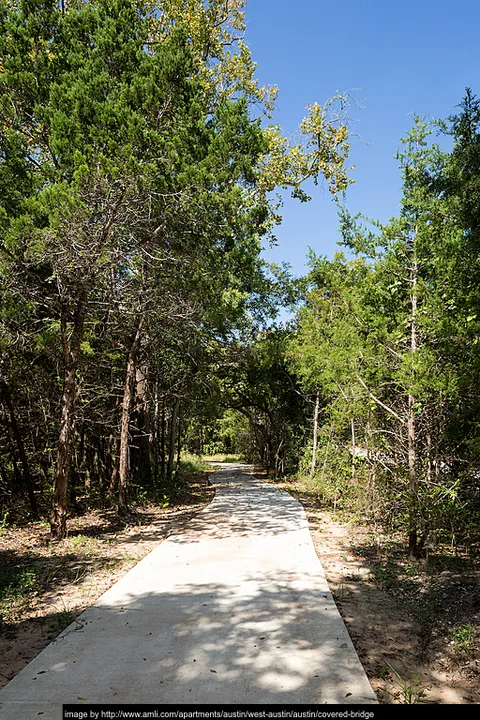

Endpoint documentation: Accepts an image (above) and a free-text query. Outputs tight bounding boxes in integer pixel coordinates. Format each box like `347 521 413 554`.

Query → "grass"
177 458 210 473
68 534 99 553
182 453 244 464
0 511 9 535
451 623 477 657
0 564 39 624
385 663 429 704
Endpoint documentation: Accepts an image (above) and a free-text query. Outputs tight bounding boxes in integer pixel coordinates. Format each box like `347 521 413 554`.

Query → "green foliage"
0 564 39 623
177 458 209 475
68 534 99 553
286 107 480 556
384 664 429 704
450 623 477 657
0 510 9 535
0 0 356 533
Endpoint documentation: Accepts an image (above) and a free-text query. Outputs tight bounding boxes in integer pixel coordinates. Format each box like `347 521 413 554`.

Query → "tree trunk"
275 438 284 479
407 392 418 556
167 396 180 483
0 458 8 486
51 285 88 539
408 253 420 558
351 417 356 483
132 362 152 486
118 315 143 512
426 420 432 486
364 419 375 511
109 400 122 492
152 385 159 484
105 433 115 490
310 391 320 479
109 449 119 492
160 396 166 480
176 412 182 466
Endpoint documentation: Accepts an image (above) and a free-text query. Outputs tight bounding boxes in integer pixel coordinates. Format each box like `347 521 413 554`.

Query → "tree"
0 0 355 536
0 0 221 535
287 116 472 555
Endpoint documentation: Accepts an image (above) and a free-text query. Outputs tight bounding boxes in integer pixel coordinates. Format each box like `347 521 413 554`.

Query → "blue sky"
244 0 479 276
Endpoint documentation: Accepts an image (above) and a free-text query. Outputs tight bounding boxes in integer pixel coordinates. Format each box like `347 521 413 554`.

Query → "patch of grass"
53 609 77 631
178 458 210 473
0 565 37 595
451 623 477 657
200 454 243 464
0 564 39 623
335 576 349 600
0 510 9 535
369 556 402 591
385 663 429 704
373 664 392 681
67 534 99 553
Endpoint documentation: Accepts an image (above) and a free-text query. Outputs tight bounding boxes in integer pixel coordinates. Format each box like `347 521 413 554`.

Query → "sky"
243 0 480 277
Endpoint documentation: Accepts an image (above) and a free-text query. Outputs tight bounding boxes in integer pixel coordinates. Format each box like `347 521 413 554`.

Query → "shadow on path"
0 465 377 713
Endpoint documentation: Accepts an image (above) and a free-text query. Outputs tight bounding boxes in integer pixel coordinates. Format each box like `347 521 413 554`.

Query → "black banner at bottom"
61 703 472 720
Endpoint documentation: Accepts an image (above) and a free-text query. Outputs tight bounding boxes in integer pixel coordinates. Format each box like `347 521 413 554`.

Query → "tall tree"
0 0 219 535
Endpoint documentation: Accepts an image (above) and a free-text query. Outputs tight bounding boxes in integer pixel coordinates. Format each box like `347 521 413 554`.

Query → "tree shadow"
171 467 308 544
350 540 480 648
0 465 378 707
0 574 377 706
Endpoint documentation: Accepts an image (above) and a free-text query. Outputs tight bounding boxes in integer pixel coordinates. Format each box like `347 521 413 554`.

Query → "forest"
0 0 353 538
1 0 480 704
1 0 480 598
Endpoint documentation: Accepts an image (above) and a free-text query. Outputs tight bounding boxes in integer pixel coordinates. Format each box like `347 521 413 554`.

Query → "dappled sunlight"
42 578 370 704
170 466 308 543
0 465 376 708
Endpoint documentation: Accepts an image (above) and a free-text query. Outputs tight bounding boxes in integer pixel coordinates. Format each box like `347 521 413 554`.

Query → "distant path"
0 465 376 716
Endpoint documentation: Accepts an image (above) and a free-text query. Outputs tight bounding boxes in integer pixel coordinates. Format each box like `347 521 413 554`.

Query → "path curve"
0 464 377 715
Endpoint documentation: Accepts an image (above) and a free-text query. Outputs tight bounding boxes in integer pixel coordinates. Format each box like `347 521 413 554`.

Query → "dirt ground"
1 467 479 703
274 476 480 705
0 475 214 689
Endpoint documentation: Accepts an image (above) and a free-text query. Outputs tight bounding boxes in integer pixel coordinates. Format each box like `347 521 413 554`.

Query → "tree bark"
176 411 182 467
118 314 143 512
152 384 159 484
131 362 152 486
407 392 418 555
351 417 356 483
51 284 88 539
167 396 180 483
160 396 166 480
408 253 420 558
310 391 320 479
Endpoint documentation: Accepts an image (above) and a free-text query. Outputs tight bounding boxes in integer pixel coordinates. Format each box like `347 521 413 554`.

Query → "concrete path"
0 465 377 716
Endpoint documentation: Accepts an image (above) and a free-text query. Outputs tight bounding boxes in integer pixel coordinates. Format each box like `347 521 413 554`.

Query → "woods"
0 1 479 556
0 0 351 537
288 109 480 558
0 0 479 706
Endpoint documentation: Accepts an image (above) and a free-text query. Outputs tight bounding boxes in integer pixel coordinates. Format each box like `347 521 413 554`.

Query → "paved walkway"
0 465 376 715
